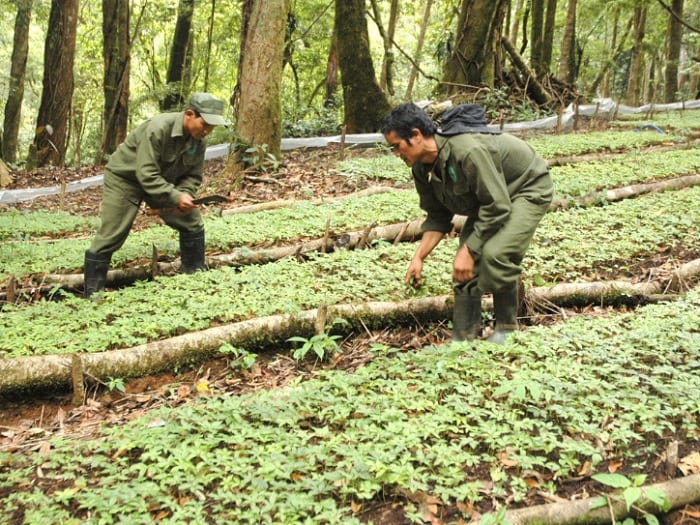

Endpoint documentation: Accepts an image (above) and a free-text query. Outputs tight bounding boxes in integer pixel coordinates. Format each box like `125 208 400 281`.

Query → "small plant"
591 472 670 524
106 376 126 393
217 343 257 371
287 332 342 362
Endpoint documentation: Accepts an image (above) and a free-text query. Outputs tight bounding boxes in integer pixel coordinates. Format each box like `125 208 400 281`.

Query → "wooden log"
503 473 700 525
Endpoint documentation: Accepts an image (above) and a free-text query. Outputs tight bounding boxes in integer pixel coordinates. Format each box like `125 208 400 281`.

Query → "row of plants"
1 185 697 358
1 289 697 523
2 142 699 281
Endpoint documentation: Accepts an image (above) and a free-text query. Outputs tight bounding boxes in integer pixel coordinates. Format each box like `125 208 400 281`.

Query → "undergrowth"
1 290 698 523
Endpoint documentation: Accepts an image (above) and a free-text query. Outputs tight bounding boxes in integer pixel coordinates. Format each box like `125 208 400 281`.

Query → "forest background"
1 0 700 179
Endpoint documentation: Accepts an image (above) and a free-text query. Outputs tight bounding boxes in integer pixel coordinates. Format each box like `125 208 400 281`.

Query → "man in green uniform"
381 103 552 344
83 92 227 298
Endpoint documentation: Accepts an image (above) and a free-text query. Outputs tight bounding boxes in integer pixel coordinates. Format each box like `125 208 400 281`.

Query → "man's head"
184 92 226 140
380 103 435 141
381 103 437 167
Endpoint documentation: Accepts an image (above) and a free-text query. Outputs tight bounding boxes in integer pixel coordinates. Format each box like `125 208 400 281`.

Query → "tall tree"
627 1 648 106
405 0 434 100
529 0 545 75
30 0 79 167
441 0 508 94
664 0 684 102
235 0 290 159
98 0 131 163
324 31 339 107
558 0 577 84
542 0 557 73
162 0 194 110
335 0 390 132
2 0 33 164
370 0 399 95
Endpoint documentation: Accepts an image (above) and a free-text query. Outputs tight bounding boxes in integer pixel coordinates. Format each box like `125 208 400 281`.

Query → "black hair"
380 103 436 142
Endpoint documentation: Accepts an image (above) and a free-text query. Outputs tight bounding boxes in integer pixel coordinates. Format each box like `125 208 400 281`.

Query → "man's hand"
404 257 424 288
453 244 475 283
176 193 197 213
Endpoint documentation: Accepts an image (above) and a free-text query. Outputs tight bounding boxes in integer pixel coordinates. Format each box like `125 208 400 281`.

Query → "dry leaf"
578 460 592 476
608 460 622 472
177 384 191 399
678 452 700 475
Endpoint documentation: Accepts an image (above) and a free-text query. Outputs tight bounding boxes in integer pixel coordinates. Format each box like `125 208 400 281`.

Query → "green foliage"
106 376 126 393
0 209 97 242
592 471 670 521
217 343 257 371
528 130 676 158
2 291 698 522
287 332 342 362
1 185 699 357
336 151 410 184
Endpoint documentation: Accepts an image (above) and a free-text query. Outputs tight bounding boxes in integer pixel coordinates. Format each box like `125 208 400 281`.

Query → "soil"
1 145 699 524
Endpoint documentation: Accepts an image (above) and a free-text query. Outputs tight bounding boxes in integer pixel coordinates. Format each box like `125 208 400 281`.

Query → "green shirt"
412 132 552 255
105 112 206 208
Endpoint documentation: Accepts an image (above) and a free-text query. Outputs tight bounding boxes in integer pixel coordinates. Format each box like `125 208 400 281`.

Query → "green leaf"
590 496 609 510
623 486 642 510
644 487 670 511
592 473 631 488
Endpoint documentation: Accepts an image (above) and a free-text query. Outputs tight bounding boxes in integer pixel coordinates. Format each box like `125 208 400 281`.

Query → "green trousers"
89 170 204 256
458 195 549 297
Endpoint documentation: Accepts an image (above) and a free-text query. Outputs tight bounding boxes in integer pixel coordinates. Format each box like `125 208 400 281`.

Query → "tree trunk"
30 0 79 168
557 0 577 85
370 0 398 95
441 0 508 94
405 0 433 100
626 3 647 106
98 0 130 164
324 31 339 107
509 0 526 50
234 0 290 159
2 0 33 164
335 0 391 133
529 0 545 76
541 0 557 74
502 36 551 104
586 9 631 99
503 473 700 525
161 0 195 111
664 0 684 102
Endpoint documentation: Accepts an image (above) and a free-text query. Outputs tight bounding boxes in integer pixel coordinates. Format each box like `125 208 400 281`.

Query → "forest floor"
1 142 699 524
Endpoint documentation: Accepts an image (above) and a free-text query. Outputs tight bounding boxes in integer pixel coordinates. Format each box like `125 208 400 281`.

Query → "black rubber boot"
179 229 207 274
487 285 519 345
84 250 111 299
452 293 482 342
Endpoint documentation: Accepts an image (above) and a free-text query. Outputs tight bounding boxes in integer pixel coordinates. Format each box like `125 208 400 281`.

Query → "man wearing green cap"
83 92 227 298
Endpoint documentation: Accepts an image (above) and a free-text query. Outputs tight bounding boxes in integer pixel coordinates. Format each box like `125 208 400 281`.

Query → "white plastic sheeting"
2 98 698 205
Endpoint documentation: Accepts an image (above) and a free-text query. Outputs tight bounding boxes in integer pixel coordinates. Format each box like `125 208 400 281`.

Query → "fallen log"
221 185 396 216
503 473 700 525
0 296 452 394
1 259 699 395
550 174 700 210
26 173 700 294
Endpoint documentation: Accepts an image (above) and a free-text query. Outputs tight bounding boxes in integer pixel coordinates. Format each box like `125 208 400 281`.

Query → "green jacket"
105 112 206 208
412 133 552 256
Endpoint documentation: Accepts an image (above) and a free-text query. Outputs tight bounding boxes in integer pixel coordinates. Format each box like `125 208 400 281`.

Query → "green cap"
188 92 227 126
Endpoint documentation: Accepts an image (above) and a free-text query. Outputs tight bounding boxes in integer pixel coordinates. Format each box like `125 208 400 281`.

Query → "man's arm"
405 230 445 286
